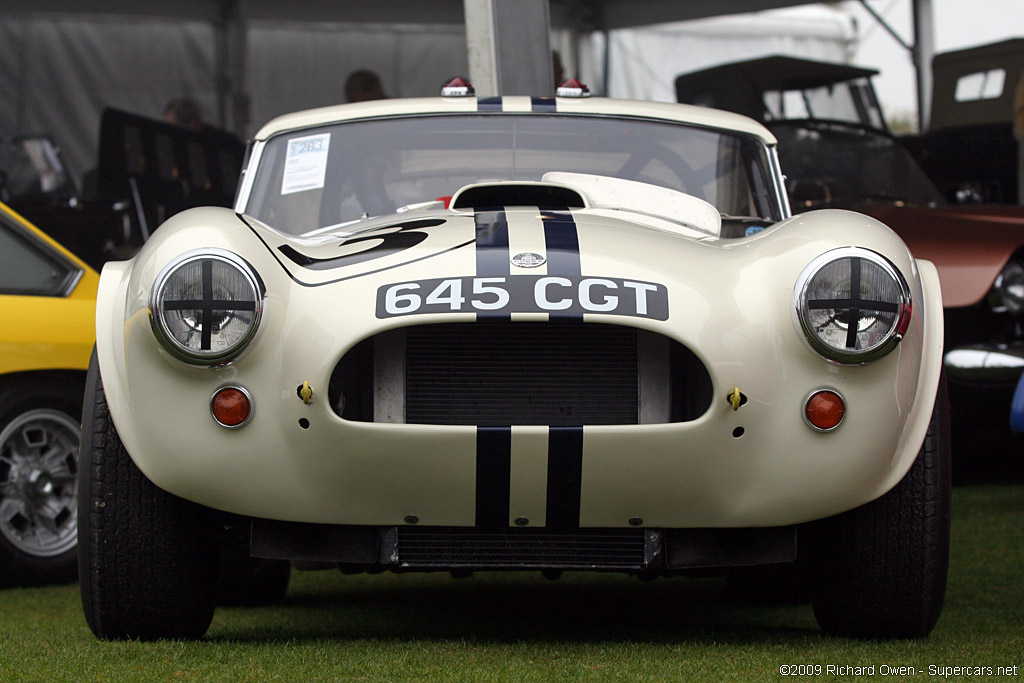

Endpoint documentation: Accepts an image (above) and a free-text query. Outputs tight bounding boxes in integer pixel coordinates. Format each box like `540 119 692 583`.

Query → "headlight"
988 259 1024 314
150 249 264 365
794 247 911 364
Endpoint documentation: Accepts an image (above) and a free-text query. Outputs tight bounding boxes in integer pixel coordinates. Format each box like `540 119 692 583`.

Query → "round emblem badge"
511 252 547 268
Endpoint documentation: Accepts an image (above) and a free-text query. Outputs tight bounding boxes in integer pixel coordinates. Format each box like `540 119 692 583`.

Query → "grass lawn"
1 483 1021 681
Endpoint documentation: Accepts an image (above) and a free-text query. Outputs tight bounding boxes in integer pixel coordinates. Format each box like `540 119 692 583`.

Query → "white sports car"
80 85 948 640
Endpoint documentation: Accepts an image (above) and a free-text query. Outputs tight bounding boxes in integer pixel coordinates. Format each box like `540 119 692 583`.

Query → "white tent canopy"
594 6 857 103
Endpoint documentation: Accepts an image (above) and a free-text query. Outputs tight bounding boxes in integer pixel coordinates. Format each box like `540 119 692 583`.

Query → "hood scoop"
451 182 586 210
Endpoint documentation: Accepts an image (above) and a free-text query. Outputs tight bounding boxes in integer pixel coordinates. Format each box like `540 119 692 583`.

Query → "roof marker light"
556 78 590 97
441 77 475 97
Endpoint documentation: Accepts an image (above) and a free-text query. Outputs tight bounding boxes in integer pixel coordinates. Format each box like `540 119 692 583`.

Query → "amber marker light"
804 389 845 432
211 386 253 429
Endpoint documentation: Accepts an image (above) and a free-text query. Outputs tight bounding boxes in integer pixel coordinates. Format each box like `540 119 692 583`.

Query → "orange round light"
211 387 252 428
804 390 845 431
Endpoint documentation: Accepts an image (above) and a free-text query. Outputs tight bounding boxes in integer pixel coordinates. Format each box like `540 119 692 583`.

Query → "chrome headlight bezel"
988 259 1024 315
149 249 264 366
794 247 912 364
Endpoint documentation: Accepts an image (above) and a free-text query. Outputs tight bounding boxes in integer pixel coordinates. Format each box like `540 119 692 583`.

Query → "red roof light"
556 78 590 97
441 77 475 97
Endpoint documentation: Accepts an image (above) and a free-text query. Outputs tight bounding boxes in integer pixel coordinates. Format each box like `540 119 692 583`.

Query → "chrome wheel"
0 408 79 558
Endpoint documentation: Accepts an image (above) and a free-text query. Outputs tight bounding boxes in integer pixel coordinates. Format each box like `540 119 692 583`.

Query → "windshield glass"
244 114 779 235
763 78 885 130
771 122 945 208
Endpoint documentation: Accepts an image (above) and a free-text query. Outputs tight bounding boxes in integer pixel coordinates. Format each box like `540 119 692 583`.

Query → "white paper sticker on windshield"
281 133 331 195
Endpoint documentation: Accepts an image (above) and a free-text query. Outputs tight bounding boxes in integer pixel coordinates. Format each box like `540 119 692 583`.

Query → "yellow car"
0 200 96 586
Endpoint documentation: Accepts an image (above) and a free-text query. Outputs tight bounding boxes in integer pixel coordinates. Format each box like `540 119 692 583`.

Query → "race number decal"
376 275 668 320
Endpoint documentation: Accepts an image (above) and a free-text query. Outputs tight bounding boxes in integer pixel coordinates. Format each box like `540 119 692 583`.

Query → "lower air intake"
395 527 650 569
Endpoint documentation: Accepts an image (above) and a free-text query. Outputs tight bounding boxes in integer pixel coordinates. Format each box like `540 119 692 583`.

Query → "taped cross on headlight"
160 258 257 351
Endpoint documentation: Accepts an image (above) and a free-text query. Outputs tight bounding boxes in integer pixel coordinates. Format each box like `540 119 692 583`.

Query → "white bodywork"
94 96 943 530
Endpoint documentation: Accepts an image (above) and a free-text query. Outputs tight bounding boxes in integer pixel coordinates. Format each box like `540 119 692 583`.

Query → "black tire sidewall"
811 377 951 639
79 349 217 640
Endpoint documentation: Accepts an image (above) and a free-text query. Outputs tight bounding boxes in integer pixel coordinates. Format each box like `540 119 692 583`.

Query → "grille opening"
329 321 712 426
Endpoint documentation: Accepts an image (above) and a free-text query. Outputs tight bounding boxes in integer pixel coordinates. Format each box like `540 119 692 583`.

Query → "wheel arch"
0 369 87 415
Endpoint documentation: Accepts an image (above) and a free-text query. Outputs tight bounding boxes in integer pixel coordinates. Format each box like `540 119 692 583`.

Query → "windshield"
764 78 886 130
244 114 779 235
771 122 946 208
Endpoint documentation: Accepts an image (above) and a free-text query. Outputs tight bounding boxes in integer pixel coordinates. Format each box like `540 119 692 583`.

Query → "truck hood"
852 203 1024 307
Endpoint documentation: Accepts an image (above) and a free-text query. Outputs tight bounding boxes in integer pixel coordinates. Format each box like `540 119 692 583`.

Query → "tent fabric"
0 6 850 188
0 16 467 183
596 6 857 103
248 22 468 130
0 16 217 181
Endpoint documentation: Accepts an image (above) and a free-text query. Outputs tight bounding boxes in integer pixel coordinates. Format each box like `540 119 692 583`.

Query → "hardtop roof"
252 95 778 146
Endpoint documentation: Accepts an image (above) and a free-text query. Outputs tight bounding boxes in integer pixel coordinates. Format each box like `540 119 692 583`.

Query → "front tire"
78 351 217 640
811 379 951 639
0 380 83 587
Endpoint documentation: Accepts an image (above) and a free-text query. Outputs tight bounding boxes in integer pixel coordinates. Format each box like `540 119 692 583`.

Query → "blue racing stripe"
545 426 584 528
476 426 512 527
531 97 556 111
477 96 503 111
541 210 581 276
541 209 582 321
474 210 510 276
474 210 511 321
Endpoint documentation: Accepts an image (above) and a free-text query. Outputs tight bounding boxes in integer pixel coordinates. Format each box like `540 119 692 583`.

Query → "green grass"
1 484 1022 681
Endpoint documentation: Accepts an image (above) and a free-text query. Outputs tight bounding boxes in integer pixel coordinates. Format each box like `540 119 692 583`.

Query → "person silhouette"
345 70 388 103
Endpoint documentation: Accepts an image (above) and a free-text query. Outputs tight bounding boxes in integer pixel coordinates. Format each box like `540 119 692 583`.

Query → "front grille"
330 321 712 425
406 322 636 425
395 527 649 569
